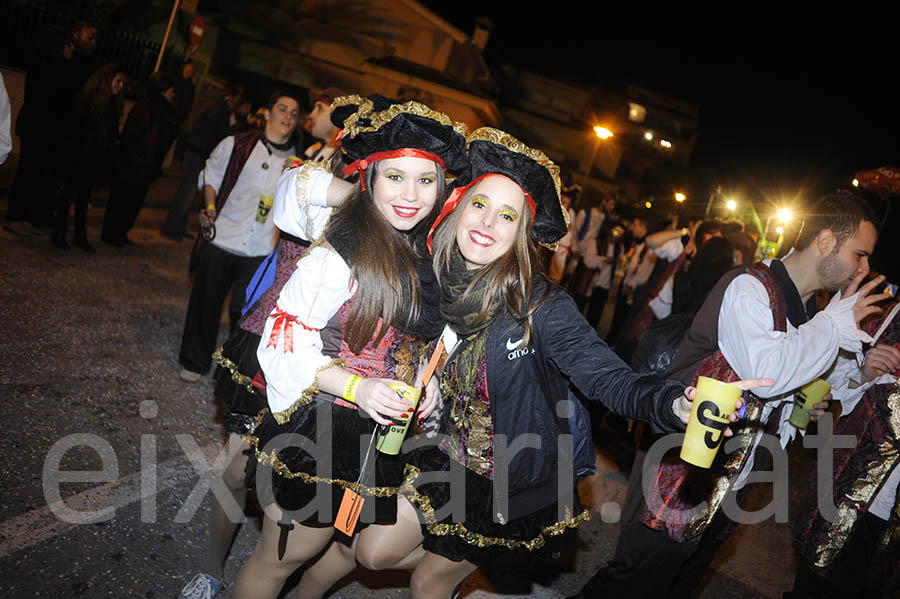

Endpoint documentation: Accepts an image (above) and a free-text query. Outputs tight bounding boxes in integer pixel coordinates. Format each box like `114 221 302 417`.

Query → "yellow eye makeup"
470 196 486 208
500 208 518 222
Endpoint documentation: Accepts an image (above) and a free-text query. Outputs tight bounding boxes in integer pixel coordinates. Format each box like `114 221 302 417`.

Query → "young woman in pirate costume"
177 92 357 599
229 96 468 599
347 128 772 598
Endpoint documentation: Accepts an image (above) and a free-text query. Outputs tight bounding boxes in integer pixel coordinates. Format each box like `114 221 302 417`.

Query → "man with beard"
569 191 888 599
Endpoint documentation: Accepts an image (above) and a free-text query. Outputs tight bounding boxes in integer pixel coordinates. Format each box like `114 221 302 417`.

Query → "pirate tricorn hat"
328 94 468 189
428 127 569 250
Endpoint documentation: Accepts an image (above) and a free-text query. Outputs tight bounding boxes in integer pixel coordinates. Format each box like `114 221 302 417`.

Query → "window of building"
628 102 647 123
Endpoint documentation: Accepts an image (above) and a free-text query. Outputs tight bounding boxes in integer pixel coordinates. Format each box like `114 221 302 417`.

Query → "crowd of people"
169 92 898 599
2 20 899 599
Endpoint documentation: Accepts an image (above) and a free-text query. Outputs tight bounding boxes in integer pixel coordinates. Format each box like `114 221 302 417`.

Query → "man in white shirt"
571 191 888 599
178 91 300 382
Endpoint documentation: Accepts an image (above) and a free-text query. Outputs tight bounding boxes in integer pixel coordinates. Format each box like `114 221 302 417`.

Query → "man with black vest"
177 90 300 383
569 191 887 598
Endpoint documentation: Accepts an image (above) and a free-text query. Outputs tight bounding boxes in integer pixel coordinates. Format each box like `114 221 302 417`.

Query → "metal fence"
3 1 177 82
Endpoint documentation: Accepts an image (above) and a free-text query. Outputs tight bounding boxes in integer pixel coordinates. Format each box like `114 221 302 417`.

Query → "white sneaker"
178 573 223 599
179 369 203 382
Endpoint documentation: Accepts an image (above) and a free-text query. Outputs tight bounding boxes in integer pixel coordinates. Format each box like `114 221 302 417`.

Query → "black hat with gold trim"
328 94 468 189
428 127 568 250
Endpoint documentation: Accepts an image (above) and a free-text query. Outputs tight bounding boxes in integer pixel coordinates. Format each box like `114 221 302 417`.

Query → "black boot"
72 232 96 253
51 231 70 250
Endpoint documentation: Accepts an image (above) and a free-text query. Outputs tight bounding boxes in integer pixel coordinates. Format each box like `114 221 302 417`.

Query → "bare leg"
287 536 358 599
201 433 249 579
410 551 477 599
232 504 335 599
356 496 426 571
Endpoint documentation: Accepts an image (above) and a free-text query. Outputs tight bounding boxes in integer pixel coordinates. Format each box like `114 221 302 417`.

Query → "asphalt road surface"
0 179 879 599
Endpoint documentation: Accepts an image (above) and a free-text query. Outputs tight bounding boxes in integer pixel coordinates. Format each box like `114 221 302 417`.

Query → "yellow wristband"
342 374 362 404
206 204 215 212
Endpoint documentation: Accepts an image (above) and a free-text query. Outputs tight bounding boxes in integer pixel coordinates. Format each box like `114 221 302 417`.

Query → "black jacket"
452 281 686 521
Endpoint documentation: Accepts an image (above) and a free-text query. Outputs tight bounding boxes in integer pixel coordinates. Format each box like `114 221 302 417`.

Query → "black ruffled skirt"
213 329 267 434
402 446 590 568
245 398 406 526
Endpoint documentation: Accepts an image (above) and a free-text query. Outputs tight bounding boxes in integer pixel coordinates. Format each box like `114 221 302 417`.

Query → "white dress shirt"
199 136 285 257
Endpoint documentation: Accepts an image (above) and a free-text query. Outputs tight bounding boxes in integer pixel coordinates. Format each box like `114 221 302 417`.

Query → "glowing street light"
726 199 737 211
644 131 654 141
777 208 793 223
594 126 614 140
645 201 653 209
674 192 686 203
659 139 672 148
852 178 859 187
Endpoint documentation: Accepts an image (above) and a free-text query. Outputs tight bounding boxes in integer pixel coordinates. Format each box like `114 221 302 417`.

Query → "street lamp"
777 208 793 223
852 178 859 187
582 126 614 188
645 201 653 209
674 192 686 203
594 126 614 140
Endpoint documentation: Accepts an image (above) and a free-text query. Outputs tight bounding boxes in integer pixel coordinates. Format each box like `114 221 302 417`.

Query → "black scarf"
438 248 502 337
325 228 443 339
769 259 812 327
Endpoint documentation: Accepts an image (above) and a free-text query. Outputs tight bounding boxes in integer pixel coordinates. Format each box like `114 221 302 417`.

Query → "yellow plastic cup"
789 379 831 429
680 376 742 468
375 382 421 455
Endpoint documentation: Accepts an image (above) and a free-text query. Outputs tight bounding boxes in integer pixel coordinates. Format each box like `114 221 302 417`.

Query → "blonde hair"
431 184 549 345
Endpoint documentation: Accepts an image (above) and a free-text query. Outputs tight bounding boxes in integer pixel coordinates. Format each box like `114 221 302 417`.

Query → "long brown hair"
431 184 549 345
328 161 445 352
81 63 124 114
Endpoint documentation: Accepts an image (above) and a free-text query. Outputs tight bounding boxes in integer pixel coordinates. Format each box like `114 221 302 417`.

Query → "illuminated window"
628 102 647 123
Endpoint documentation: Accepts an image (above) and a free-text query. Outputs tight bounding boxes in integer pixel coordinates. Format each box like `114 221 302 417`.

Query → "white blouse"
256 245 356 420
272 163 335 241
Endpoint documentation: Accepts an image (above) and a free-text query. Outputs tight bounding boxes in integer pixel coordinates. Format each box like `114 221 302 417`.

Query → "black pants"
178 242 265 374
579 450 739 599
792 511 895 599
6 135 61 226
55 170 93 239
101 176 151 244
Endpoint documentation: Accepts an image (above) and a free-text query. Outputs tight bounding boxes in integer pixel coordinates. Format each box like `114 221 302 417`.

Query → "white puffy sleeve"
257 246 356 423
652 237 684 261
718 274 850 398
272 162 334 241
198 136 233 194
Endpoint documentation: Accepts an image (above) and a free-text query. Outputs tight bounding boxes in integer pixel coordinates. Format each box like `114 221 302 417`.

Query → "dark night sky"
423 2 900 211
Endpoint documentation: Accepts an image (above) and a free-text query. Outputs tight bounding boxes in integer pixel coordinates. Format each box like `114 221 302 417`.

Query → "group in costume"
177 93 900 599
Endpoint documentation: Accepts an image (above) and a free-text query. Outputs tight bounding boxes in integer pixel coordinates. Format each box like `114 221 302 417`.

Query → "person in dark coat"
4 20 97 236
52 64 126 252
101 72 177 247
159 85 247 241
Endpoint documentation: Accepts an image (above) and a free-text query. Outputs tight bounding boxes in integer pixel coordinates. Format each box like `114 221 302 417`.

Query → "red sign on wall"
189 16 205 46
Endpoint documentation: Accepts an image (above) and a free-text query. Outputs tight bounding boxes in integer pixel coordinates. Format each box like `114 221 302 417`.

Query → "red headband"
426 173 536 254
342 148 446 191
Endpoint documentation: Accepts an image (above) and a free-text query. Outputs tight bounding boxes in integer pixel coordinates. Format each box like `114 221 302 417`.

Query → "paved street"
0 177 875 599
